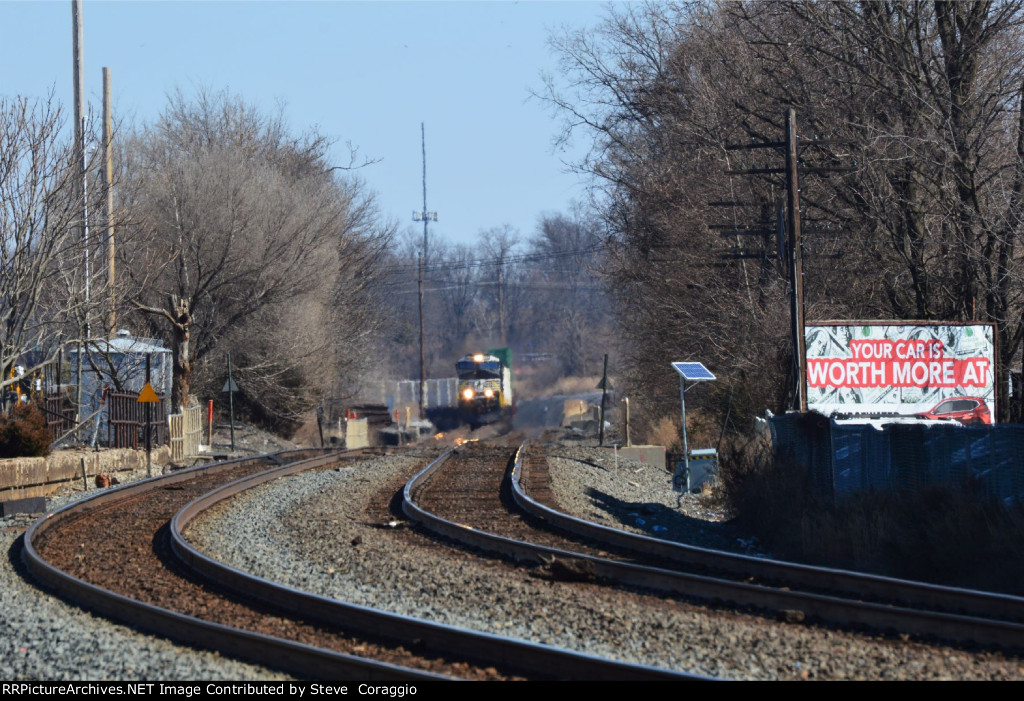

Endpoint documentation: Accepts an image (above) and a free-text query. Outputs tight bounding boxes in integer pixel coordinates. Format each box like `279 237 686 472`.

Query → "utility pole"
418 253 426 421
72 0 87 426
412 122 438 263
785 108 807 413
720 109 848 413
72 0 89 335
103 67 115 336
598 354 609 446
226 353 236 452
498 262 506 347
412 123 437 416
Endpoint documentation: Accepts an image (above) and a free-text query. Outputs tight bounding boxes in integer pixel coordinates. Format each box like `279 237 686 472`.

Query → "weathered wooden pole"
785 108 807 413
103 67 115 335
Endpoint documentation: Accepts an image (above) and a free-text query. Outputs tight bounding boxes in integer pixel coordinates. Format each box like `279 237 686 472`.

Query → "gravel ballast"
185 442 1024 681
0 463 293 681
544 442 761 555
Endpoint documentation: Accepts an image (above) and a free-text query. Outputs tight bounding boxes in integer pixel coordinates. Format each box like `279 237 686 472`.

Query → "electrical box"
672 448 718 493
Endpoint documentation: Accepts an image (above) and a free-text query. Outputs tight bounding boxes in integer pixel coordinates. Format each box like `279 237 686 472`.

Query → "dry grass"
719 436 1024 595
645 415 681 451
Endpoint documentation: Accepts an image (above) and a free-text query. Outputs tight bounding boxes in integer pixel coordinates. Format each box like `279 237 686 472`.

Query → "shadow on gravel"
387 486 406 520
583 488 749 553
8 533 30 582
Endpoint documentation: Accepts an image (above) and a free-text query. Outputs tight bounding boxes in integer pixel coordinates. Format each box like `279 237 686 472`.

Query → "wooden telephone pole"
103 67 115 336
719 108 849 413
785 108 807 413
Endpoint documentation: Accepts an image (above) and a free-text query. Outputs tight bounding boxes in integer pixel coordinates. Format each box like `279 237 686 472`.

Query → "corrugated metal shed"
69 329 173 414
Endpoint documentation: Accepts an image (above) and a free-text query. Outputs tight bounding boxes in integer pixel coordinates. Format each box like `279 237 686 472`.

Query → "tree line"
15 1 1012 444
538 0 1024 440
0 86 613 434
0 88 392 432
375 210 613 393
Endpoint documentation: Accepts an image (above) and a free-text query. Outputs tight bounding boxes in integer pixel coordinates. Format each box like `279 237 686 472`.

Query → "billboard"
804 322 996 423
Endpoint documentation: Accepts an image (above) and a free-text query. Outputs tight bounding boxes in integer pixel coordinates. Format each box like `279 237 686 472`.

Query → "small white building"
69 329 172 417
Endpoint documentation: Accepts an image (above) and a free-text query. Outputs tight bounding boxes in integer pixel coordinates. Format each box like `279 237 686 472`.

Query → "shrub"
0 402 52 458
645 415 680 452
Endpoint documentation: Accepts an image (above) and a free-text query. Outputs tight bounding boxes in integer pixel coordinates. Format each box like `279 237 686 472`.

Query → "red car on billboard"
915 397 992 425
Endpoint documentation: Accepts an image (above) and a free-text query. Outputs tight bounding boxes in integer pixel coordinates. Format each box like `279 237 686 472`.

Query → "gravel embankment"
544 443 760 554
185 442 1024 681
0 465 294 681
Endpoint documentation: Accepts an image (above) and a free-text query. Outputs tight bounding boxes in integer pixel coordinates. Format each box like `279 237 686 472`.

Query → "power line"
385 281 610 296
380 244 606 276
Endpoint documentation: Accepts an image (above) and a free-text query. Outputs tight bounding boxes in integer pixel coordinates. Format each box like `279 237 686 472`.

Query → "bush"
0 402 52 458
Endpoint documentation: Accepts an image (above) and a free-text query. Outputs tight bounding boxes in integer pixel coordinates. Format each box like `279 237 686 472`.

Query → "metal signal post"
412 122 438 263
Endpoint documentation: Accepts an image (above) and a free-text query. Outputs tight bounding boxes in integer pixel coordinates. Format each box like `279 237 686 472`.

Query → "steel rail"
403 443 1024 652
172 447 697 681
511 446 1024 623
22 449 445 681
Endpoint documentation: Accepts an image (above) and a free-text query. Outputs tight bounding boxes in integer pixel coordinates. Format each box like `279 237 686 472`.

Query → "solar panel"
671 362 716 381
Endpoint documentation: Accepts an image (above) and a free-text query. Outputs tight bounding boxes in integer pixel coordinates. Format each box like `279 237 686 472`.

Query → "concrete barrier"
345 418 369 449
615 445 666 472
0 446 172 500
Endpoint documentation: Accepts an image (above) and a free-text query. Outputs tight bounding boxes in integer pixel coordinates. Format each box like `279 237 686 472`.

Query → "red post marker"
208 399 214 422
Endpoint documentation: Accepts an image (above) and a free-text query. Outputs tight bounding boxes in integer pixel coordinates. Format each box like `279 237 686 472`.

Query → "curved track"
23 446 695 680
402 441 1024 652
23 450 490 680
169 448 694 681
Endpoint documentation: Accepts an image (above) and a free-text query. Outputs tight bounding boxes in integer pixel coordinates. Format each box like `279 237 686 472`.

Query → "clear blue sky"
1 0 618 248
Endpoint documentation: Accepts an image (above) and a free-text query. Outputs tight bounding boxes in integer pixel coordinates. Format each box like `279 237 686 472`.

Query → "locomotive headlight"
462 388 475 400
483 388 494 398
472 354 485 363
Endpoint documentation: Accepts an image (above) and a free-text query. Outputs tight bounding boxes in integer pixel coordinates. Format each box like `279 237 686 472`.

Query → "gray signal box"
673 448 718 493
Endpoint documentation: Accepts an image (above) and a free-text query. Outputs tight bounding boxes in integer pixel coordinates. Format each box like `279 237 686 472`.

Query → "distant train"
455 349 514 428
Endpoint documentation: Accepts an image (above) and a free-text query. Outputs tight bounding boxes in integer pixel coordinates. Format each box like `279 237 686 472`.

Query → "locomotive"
455 348 513 428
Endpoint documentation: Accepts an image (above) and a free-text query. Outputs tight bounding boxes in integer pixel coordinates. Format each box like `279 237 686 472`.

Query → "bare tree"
478 225 523 347
539 0 1024 432
524 211 609 376
722 0 1024 418
0 94 90 406
429 239 481 358
120 89 391 418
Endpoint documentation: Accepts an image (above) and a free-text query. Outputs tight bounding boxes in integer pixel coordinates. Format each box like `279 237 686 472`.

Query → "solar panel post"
679 375 690 492
599 354 609 446
671 361 717 494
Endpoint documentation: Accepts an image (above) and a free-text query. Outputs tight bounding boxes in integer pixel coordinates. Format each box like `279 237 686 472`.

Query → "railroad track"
22 446 695 680
24 449 461 680
402 441 1024 652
